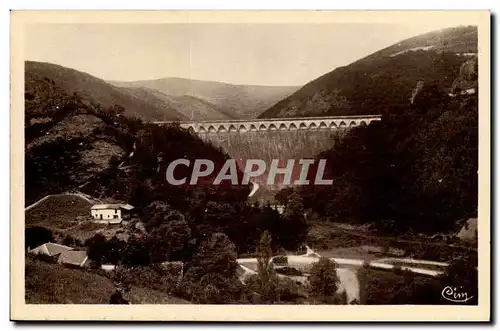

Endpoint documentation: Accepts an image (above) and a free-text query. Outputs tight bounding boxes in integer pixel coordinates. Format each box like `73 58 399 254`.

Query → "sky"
25 23 465 86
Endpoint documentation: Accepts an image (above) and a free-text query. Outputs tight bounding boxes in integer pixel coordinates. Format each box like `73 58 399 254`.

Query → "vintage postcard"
10 10 490 321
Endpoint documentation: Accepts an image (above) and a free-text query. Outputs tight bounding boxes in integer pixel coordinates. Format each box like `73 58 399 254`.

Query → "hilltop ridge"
259 26 477 119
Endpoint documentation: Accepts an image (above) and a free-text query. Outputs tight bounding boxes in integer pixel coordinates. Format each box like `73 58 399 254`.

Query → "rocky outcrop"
451 56 478 93
410 81 425 105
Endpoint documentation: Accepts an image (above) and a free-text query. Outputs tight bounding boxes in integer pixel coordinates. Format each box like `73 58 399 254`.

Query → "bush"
275 266 303 277
178 274 247 304
62 235 75 247
243 274 305 304
110 264 182 295
276 277 304 303
272 255 288 265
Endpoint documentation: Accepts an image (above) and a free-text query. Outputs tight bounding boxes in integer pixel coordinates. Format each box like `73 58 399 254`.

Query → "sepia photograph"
10 10 490 321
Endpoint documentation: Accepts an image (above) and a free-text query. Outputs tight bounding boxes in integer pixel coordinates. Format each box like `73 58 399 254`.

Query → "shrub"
277 277 304 303
243 274 305 304
178 274 247 304
272 255 288 265
275 266 303 277
110 264 181 295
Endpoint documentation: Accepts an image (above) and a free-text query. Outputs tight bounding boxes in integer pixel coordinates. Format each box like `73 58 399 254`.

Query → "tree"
121 234 151 267
256 231 280 303
182 232 243 304
275 187 294 205
25 226 53 250
143 201 173 231
308 257 340 303
105 236 126 265
280 192 308 250
185 232 238 281
148 213 192 262
85 234 107 267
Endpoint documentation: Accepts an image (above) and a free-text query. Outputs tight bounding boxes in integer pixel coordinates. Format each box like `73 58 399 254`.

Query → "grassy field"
25 257 116 304
25 193 132 244
25 258 188 304
25 194 93 230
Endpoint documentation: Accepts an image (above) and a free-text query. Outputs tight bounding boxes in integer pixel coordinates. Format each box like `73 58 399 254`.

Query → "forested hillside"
287 82 478 234
25 65 310 258
25 61 187 121
260 26 477 118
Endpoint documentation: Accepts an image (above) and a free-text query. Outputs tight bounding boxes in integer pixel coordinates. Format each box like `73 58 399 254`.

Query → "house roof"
121 204 134 211
57 250 88 266
457 218 478 241
30 242 73 256
91 203 134 210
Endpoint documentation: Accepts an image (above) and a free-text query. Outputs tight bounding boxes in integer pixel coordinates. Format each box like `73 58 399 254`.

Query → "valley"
23 24 479 306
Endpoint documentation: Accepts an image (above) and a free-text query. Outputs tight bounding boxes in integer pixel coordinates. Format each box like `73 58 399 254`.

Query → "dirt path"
336 268 360 304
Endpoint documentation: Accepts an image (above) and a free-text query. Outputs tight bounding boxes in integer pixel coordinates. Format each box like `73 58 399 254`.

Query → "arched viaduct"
155 115 382 134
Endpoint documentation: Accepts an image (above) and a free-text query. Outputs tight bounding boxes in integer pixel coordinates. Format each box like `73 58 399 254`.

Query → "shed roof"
57 250 88 267
30 242 73 256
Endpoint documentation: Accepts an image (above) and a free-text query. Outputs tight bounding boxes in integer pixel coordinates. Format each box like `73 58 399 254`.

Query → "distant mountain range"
110 77 298 120
25 25 477 124
25 61 299 122
25 61 186 122
259 26 478 119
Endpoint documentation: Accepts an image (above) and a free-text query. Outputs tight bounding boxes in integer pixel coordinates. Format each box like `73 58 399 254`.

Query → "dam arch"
155 115 382 134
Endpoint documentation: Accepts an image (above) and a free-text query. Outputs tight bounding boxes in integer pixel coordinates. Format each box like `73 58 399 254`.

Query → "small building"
57 250 89 268
101 264 117 272
29 242 73 261
271 204 285 214
90 203 134 224
456 217 478 243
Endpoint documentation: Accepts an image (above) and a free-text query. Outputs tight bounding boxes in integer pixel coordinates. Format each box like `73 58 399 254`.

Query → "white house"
90 204 134 224
271 204 285 214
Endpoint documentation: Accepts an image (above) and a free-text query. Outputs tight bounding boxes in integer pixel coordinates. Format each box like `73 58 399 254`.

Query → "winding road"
237 247 447 304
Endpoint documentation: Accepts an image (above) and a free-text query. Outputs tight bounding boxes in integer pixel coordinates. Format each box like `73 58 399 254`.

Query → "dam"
154 115 382 134
157 115 382 200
